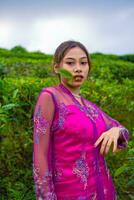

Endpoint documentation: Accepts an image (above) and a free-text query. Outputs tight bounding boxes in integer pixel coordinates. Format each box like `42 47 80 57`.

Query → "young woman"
33 40 129 200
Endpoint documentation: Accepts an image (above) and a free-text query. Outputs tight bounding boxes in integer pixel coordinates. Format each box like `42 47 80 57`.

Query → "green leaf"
2 103 18 110
128 194 134 200
58 68 73 79
114 164 127 177
13 89 19 99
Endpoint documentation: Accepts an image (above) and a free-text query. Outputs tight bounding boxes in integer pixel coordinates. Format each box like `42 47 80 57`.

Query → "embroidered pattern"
73 97 99 122
51 102 69 132
58 83 99 122
33 164 57 200
72 152 89 190
34 105 50 144
81 102 99 122
53 160 63 182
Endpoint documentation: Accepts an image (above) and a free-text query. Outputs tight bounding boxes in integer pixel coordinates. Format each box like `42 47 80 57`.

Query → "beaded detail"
34 105 50 144
72 152 89 190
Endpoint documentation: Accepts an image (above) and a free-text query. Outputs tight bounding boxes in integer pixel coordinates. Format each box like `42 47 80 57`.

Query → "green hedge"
0 47 134 199
0 76 134 199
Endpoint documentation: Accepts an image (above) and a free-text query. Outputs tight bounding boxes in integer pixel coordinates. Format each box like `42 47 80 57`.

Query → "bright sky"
0 0 134 54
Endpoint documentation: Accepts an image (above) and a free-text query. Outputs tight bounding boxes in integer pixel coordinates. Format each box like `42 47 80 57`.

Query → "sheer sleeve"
33 89 57 200
100 109 129 149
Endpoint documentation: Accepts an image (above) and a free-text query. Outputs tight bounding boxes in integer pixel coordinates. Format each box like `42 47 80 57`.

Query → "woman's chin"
71 80 83 87
61 78 84 88
74 77 85 84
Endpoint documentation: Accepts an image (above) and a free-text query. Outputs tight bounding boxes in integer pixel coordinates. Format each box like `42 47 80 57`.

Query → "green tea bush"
0 48 53 78
91 55 134 82
0 77 57 200
119 54 134 63
0 47 134 199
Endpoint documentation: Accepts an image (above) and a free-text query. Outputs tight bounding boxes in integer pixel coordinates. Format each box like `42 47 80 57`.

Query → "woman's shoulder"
41 85 58 95
35 85 58 107
38 85 59 103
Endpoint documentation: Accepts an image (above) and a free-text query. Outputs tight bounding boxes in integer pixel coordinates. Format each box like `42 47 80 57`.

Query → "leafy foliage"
0 47 134 199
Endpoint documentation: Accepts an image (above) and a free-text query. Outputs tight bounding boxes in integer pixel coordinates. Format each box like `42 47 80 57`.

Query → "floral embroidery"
34 105 49 144
51 102 69 132
81 102 99 122
33 164 57 200
58 83 98 122
58 103 69 129
71 98 99 122
72 152 89 190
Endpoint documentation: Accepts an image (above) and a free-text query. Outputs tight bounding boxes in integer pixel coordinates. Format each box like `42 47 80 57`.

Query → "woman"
33 40 129 200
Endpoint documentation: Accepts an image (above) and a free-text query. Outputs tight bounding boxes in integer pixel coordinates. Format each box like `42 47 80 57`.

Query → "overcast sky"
0 0 134 54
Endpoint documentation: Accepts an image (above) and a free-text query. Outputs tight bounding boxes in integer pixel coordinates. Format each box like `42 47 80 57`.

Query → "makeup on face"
59 47 89 89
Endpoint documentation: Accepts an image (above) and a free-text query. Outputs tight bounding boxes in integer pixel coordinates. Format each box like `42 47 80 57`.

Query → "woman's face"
58 47 89 88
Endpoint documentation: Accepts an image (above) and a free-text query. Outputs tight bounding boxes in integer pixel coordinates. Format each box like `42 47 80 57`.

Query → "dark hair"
53 40 91 68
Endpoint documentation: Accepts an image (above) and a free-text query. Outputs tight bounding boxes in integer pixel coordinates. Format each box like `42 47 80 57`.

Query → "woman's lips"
74 75 84 81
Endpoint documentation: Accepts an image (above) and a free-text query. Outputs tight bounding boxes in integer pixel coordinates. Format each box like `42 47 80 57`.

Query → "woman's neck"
60 81 80 95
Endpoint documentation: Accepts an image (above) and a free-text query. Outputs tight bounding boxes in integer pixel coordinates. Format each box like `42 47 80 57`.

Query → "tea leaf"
59 68 73 79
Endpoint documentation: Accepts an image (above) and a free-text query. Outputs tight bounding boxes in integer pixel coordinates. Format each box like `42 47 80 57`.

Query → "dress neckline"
58 83 85 107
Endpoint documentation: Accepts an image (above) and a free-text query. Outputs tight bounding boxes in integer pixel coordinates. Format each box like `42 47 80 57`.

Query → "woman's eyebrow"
65 57 75 60
65 56 87 60
80 57 88 59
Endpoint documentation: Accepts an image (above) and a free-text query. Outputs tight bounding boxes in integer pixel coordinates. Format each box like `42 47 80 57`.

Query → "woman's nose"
75 68 82 72
74 65 82 72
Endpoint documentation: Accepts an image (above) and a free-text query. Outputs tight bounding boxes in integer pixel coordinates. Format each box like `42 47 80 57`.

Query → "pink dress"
33 83 129 200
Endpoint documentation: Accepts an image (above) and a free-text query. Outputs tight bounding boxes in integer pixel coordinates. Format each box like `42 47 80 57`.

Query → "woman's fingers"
104 139 113 155
100 136 109 155
94 128 120 156
94 132 106 147
113 137 117 153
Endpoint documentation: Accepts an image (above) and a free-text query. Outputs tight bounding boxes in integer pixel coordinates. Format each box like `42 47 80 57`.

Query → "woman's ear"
53 64 59 74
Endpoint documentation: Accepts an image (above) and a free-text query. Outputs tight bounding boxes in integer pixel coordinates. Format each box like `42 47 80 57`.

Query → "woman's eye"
81 62 88 65
66 62 74 65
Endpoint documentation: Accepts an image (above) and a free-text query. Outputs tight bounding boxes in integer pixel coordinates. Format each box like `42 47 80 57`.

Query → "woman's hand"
94 127 121 156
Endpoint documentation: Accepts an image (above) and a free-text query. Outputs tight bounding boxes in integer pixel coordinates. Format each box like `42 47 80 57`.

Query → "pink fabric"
33 83 129 200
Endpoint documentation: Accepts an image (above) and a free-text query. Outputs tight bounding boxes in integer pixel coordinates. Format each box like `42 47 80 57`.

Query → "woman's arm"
33 89 57 200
